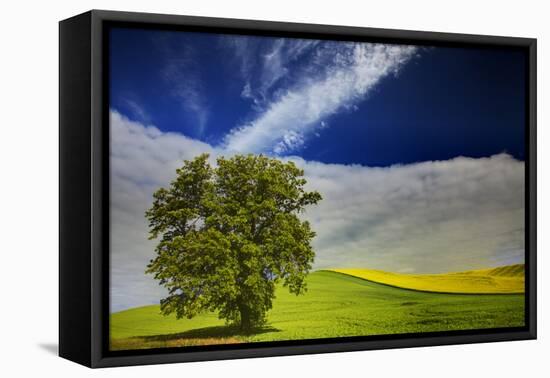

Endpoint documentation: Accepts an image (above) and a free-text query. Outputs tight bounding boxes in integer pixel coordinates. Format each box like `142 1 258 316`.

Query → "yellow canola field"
330 264 524 294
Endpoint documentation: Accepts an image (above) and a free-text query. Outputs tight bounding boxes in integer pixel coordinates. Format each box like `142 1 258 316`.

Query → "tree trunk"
239 305 251 331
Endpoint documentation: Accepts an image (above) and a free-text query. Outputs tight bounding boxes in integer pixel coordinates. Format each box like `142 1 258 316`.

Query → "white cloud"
110 111 217 311
291 154 525 273
110 111 524 311
223 42 417 154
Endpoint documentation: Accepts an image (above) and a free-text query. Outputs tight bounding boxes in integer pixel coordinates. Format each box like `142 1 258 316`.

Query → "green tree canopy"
145 154 322 330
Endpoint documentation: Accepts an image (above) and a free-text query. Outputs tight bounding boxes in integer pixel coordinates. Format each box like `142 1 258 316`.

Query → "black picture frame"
59 9 537 368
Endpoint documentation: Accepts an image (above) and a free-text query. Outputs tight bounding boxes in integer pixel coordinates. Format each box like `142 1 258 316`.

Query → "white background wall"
0 0 546 376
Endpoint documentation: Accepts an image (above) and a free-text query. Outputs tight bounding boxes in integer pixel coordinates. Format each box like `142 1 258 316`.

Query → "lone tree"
145 154 322 330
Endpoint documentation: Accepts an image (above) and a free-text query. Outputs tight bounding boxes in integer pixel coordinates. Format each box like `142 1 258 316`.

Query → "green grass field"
110 269 525 351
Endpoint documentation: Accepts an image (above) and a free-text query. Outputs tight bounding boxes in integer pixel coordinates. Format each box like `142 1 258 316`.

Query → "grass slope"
330 264 524 294
111 270 525 350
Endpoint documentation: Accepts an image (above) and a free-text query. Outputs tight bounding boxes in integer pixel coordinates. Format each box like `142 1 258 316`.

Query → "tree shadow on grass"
135 324 281 343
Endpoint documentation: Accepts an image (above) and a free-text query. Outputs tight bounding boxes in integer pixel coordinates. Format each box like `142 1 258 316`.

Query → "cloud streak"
223 36 319 108
109 111 524 311
223 42 417 154
159 40 210 136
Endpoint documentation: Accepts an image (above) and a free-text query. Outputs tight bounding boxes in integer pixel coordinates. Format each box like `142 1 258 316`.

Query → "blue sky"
108 27 526 311
109 27 526 166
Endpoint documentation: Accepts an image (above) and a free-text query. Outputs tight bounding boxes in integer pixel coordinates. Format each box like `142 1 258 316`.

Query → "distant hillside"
330 264 525 294
463 264 525 277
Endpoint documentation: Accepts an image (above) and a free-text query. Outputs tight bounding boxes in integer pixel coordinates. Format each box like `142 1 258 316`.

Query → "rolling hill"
110 268 525 351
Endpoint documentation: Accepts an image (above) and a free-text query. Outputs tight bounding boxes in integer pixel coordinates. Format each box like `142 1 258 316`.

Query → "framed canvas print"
59 10 537 368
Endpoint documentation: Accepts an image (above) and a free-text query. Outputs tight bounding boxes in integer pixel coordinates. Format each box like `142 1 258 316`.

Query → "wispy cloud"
121 98 151 124
109 111 524 311
257 38 319 104
223 36 319 108
158 38 209 136
223 42 418 154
